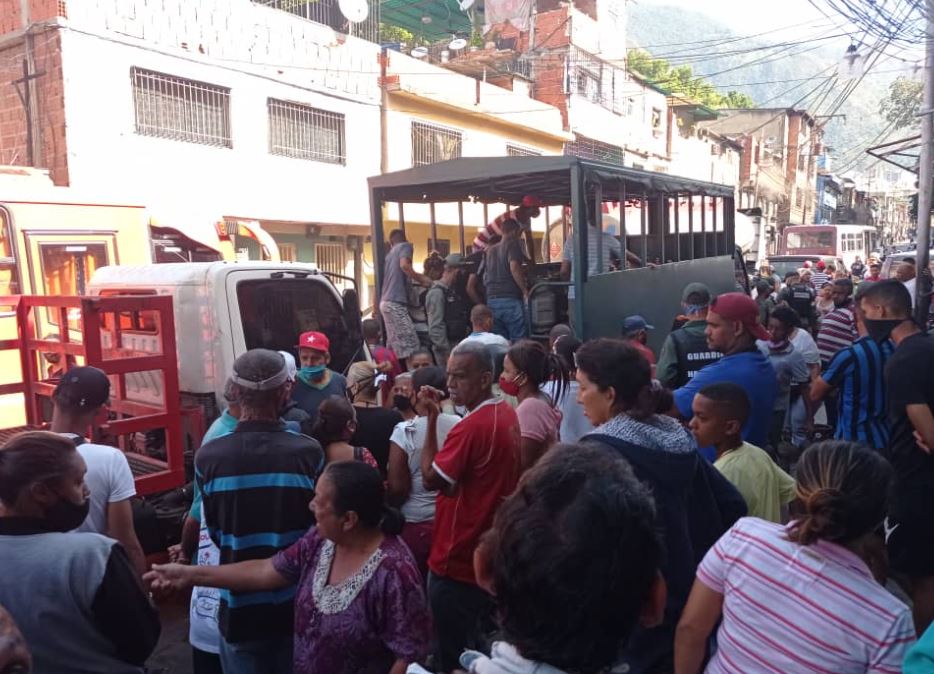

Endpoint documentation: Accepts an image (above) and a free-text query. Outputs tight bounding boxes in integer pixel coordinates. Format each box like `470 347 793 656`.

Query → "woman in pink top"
500 340 568 470
675 441 915 674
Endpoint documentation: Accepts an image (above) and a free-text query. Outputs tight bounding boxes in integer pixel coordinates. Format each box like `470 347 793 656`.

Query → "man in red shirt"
865 261 883 282
622 315 657 377
420 340 521 673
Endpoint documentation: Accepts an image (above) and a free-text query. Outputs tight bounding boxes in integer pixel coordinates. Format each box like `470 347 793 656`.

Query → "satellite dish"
458 0 475 11
338 0 368 23
411 46 429 58
449 37 468 50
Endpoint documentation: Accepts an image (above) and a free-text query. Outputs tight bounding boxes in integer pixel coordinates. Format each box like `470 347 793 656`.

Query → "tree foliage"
627 49 755 109
880 76 923 131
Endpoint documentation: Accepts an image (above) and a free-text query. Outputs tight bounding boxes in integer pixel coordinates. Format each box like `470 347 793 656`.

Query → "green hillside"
626 4 911 171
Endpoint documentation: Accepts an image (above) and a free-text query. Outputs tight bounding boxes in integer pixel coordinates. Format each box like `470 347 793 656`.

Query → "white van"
88 261 365 417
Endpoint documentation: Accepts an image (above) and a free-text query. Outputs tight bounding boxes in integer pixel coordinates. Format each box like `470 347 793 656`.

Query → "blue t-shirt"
290 370 347 425
674 349 778 449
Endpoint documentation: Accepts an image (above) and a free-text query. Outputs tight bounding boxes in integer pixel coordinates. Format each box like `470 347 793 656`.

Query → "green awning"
380 0 474 42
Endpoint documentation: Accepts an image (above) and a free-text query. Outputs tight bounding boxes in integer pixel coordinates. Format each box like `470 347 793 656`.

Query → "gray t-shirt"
482 237 525 299
757 342 809 411
382 241 414 304
562 229 622 300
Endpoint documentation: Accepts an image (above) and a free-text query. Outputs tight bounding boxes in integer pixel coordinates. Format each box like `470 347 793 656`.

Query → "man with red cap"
473 195 541 264
810 260 832 290
672 293 778 457
290 331 347 427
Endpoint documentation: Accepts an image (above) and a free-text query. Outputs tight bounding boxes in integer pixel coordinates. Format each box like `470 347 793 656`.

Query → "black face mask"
393 394 413 411
863 318 904 344
45 496 90 532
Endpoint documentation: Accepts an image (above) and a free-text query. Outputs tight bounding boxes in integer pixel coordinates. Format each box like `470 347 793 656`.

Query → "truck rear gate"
0 294 195 495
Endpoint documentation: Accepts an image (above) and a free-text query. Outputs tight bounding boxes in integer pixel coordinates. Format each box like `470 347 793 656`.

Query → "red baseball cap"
521 195 542 208
297 331 330 352
816 260 826 270
710 292 771 341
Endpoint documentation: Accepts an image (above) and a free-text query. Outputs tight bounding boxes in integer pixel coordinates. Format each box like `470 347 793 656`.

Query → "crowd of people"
3 224 934 674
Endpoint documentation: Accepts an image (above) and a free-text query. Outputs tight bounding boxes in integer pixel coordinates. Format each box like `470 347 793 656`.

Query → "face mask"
45 496 90 532
499 374 522 397
300 365 326 378
863 318 903 344
768 338 790 352
393 394 413 411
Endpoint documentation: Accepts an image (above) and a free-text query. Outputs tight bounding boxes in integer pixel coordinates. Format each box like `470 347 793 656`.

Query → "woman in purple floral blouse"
147 462 431 674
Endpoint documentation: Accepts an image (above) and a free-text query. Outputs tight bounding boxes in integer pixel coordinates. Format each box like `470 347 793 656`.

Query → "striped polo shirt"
196 419 324 643
810 270 832 289
698 518 914 674
817 304 858 364
473 209 527 250
822 337 893 449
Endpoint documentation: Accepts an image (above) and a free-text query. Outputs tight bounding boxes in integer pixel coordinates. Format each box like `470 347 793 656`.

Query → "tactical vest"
423 285 470 342
787 284 814 322
670 328 723 388
442 286 470 342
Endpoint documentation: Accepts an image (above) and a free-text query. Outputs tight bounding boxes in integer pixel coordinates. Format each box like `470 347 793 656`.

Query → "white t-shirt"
459 331 510 350
189 519 221 654
389 414 460 523
904 277 917 308
790 328 820 384
67 439 136 535
541 380 594 443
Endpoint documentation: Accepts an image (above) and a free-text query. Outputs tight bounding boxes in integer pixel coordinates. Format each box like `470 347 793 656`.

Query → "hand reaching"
417 386 443 417
144 563 195 594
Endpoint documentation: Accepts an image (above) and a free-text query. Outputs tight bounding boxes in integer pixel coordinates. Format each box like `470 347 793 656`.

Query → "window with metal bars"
131 68 231 147
411 121 462 167
268 99 346 164
564 134 625 166
506 143 542 157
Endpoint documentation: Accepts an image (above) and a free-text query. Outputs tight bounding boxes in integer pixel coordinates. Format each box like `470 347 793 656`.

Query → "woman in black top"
346 362 403 475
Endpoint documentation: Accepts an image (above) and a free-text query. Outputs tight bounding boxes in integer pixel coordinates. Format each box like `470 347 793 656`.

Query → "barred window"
131 68 231 147
565 134 624 166
506 143 542 157
268 99 346 164
411 121 462 166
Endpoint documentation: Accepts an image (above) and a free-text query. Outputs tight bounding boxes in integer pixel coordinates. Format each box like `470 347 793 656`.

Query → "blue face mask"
300 365 326 378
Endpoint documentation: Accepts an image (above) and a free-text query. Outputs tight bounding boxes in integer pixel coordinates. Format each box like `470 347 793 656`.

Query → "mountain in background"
626 3 906 172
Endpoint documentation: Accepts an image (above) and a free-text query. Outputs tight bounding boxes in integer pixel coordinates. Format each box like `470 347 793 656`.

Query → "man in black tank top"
657 283 723 389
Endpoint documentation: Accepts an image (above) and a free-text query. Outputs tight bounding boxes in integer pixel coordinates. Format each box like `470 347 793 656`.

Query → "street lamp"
840 43 865 79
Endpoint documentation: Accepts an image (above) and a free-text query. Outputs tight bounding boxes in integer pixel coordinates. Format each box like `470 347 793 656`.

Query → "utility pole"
916 0 934 325
11 58 45 167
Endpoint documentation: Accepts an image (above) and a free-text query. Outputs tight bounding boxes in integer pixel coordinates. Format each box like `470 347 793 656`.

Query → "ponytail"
626 380 673 421
379 505 406 536
507 340 571 407
787 441 893 547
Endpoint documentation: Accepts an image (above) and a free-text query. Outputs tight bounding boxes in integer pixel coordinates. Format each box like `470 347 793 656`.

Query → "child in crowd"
689 382 795 523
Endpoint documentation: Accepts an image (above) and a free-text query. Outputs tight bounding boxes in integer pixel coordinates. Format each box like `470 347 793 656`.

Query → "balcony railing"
253 0 379 43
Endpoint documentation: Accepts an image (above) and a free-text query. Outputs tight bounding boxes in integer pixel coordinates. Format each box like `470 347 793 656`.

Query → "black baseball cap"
53 366 111 410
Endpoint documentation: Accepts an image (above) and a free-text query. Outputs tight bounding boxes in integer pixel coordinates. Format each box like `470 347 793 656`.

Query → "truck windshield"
236 278 358 374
